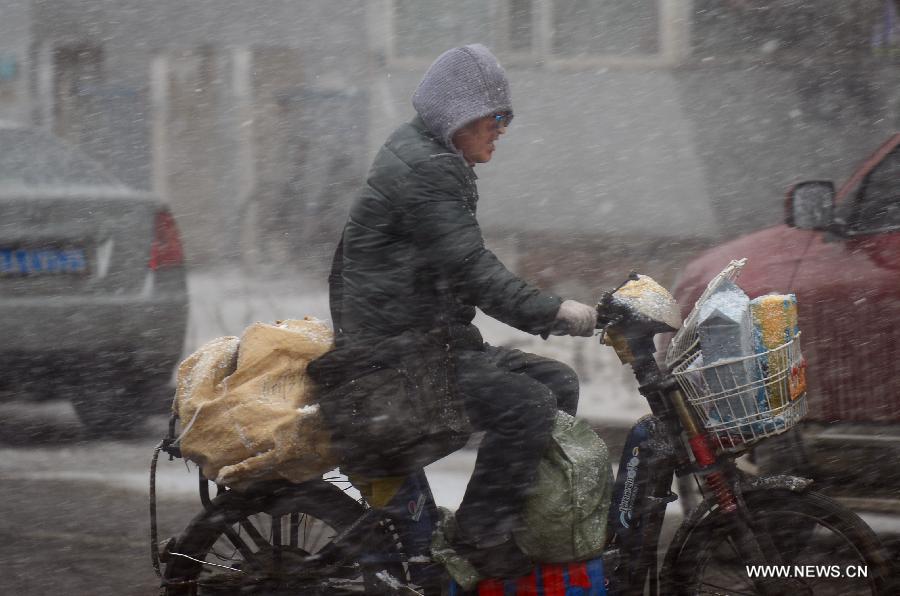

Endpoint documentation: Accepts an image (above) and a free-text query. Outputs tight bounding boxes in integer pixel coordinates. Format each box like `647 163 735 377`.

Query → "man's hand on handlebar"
553 299 598 337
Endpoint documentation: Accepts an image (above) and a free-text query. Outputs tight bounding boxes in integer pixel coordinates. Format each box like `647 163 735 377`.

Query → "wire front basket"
671 333 808 452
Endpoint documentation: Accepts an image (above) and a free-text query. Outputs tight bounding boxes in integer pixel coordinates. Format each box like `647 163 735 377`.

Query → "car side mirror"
785 180 835 230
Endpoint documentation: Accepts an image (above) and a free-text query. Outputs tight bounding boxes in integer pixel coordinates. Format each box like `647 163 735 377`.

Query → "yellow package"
750 294 800 409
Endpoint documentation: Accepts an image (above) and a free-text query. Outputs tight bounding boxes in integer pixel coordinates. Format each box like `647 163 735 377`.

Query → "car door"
790 139 900 422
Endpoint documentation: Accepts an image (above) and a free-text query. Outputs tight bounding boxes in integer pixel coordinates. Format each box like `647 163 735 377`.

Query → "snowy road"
0 401 898 595
0 402 481 596
0 403 621 596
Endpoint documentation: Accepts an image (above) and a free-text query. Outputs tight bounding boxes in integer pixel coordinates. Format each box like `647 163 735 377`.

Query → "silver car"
0 122 188 433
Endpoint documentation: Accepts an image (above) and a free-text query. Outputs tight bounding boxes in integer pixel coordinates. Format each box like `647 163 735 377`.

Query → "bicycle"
151 260 893 595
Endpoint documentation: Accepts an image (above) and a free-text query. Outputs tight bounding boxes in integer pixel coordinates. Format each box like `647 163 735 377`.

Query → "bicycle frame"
598 289 818 596
295 318 796 595
153 271 831 595
305 334 718 595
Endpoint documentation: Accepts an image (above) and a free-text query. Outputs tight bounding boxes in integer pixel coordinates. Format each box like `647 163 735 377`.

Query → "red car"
671 133 900 506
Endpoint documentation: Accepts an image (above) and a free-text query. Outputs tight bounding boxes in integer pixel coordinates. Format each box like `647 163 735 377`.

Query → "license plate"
0 247 89 276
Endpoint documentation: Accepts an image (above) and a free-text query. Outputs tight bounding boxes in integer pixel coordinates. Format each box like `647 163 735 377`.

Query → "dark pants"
452 344 579 547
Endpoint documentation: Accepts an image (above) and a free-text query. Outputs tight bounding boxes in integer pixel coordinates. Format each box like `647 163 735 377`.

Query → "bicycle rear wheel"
663 489 892 595
161 479 405 595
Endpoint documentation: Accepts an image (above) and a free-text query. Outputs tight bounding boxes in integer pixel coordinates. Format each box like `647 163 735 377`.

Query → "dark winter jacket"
329 116 562 348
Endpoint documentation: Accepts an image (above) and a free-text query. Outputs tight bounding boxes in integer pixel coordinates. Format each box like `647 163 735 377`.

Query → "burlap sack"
173 317 337 490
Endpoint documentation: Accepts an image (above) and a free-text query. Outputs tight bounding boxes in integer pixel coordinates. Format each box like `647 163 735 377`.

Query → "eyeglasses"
493 112 513 128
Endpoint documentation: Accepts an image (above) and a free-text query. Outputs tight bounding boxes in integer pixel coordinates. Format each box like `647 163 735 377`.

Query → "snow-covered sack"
173 317 337 490
514 412 613 563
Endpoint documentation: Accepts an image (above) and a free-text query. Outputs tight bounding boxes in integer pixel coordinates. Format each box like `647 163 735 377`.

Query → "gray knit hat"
412 44 513 151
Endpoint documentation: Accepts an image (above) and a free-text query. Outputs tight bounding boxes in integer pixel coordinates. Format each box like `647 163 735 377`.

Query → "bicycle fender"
660 473 813 585
670 474 813 545
742 474 813 493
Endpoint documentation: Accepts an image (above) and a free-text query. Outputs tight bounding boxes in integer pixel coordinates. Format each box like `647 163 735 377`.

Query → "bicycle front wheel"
663 489 892 595
161 479 405 595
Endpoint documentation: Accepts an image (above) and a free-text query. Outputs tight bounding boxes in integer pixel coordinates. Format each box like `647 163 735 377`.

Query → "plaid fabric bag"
449 558 608 596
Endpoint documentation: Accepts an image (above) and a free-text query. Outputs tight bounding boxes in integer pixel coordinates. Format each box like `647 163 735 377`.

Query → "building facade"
4 1 898 290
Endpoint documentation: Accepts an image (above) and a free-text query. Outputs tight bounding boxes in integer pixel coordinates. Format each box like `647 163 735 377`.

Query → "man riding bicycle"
324 43 597 578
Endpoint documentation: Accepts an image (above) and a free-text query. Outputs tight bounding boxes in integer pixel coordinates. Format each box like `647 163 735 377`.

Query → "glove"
554 300 598 337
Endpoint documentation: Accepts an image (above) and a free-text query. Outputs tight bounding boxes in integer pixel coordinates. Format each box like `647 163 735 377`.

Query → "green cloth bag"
514 412 614 563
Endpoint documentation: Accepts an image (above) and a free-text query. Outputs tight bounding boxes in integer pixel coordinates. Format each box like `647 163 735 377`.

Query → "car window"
852 146 900 233
0 127 119 188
